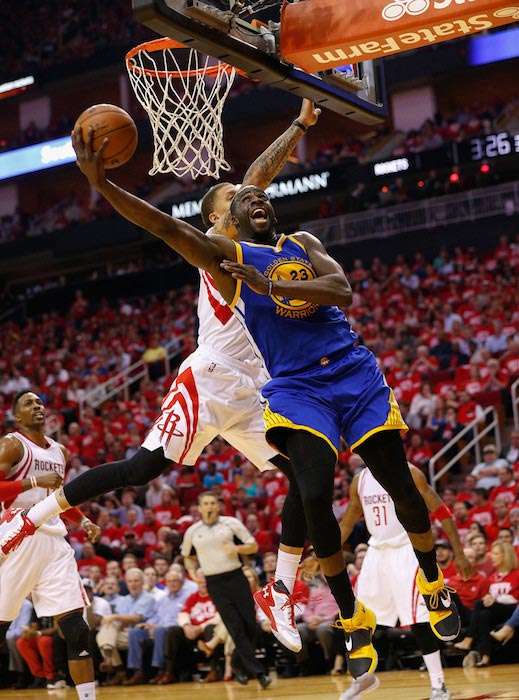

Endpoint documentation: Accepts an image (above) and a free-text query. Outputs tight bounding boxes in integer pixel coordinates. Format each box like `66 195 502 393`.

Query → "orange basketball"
75 104 138 169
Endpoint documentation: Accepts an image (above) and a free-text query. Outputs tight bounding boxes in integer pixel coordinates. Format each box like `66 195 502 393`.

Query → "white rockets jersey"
197 268 265 369
3 431 67 536
357 468 410 549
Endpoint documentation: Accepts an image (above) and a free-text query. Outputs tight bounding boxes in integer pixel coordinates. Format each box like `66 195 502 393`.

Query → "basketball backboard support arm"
132 0 388 124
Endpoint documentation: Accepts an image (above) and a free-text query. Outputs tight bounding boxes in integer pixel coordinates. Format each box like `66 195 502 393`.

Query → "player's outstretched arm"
72 127 236 274
242 99 321 190
409 463 472 579
339 474 364 545
221 231 352 307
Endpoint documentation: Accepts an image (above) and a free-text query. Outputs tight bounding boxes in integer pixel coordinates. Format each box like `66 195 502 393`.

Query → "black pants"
205 568 264 678
163 624 216 679
466 601 516 657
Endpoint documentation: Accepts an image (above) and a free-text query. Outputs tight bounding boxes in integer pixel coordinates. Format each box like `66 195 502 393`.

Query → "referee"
181 491 271 688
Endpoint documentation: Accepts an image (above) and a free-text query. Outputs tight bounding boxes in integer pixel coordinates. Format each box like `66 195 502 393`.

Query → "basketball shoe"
340 672 379 700
333 600 378 680
253 579 303 652
416 566 460 641
0 509 36 558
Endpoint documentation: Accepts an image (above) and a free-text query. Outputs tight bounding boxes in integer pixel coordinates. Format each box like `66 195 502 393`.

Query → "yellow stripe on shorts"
263 403 338 460
350 389 408 452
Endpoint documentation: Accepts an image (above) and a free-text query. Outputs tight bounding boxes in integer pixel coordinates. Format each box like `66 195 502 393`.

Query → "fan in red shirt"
452 501 472 545
435 540 457 583
245 513 277 554
456 390 484 426
405 433 434 473
454 541 519 666
469 488 494 529
77 541 107 577
133 507 161 547
456 474 477 507
488 466 518 506
448 546 489 627
153 488 182 526
486 497 512 543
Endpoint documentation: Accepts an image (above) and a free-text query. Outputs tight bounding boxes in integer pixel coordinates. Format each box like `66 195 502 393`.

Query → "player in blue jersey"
2 133 460 697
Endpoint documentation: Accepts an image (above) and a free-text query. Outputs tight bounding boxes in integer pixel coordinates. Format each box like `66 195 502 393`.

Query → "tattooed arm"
242 99 321 189
213 99 320 236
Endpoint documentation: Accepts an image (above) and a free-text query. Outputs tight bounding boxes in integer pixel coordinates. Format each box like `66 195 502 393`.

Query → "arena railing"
428 405 501 491
302 181 519 245
78 342 183 418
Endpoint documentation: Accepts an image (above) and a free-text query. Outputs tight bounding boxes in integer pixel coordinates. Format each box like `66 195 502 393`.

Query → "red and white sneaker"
0 509 36 559
253 579 303 652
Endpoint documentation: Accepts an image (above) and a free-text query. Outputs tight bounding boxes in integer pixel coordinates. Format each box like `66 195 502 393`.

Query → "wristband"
430 504 452 522
30 476 38 489
267 279 273 296
292 119 308 133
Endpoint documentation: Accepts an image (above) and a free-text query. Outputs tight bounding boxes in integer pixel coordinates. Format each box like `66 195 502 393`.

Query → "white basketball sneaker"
340 672 379 700
430 685 451 700
253 579 303 652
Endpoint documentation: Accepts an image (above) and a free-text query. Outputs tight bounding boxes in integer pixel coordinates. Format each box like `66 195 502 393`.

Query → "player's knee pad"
58 613 91 661
411 622 440 655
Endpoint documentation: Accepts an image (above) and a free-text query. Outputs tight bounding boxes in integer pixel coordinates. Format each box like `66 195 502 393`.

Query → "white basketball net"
126 39 237 179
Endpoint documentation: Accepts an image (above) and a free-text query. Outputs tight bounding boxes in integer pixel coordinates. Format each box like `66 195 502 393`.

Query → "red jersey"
439 560 457 584
133 521 161 546
153 504 182 526
182 592 218 625
449 572 489 610
488 569 519 602
77 555 107 577
469 505 493 528
489 483 518 505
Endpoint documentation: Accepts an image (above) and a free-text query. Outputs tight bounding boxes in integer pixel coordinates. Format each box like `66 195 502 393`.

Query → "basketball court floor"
2 666 518 700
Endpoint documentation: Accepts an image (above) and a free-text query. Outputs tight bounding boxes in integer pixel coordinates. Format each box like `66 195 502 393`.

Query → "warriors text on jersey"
231 234 357 376
2 431 66 535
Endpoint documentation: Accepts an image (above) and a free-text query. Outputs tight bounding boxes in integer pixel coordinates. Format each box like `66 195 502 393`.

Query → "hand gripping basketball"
74 104 137 169
72 126 109 190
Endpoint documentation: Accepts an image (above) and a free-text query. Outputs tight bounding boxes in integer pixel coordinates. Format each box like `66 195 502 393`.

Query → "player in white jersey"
339 464 472 700
0 390 100 700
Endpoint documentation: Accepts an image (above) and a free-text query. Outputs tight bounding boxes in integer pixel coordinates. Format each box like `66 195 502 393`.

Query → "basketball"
74 104 138 169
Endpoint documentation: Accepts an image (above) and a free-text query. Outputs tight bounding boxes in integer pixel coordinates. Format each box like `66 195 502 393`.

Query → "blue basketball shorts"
262 344 407 457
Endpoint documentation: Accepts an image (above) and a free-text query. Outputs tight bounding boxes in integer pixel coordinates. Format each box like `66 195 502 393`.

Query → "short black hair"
200 182 233 229
13 389 34 414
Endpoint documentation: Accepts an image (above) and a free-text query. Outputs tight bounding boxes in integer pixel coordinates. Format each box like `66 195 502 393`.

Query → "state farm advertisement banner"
280 0 519 70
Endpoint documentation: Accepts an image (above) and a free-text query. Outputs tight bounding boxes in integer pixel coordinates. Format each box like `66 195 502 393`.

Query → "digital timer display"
470 132 519 161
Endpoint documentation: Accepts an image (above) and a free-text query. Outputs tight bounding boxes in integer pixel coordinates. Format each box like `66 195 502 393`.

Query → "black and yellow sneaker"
416 566 461 642
334 600 378 679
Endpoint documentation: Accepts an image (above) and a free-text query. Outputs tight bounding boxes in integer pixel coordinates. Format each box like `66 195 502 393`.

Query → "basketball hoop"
126 38 241 179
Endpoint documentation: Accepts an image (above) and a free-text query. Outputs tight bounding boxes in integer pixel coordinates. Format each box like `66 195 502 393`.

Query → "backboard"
131 0 388 124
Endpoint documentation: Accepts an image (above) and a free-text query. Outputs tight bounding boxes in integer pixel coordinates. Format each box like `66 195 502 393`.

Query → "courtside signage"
281 0 519 70
171 171 331 219
0 136 75 181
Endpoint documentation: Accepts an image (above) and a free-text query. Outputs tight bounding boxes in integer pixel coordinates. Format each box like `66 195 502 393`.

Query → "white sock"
76 681 96 699
422 650 444 689
274 550 301 593
27 492 65 527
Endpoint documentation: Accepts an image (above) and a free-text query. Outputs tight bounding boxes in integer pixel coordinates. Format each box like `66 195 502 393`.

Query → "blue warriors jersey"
230 234 357 377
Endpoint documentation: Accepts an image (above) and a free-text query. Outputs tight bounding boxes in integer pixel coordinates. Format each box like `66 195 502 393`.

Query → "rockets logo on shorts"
152 366 200 458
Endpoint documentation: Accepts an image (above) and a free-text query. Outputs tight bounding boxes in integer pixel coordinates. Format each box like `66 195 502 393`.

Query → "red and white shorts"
355 543 429 627
142 348 278 470
0 529 88 621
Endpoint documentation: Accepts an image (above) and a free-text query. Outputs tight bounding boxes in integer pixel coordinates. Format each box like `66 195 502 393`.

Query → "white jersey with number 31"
357 467 409 549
